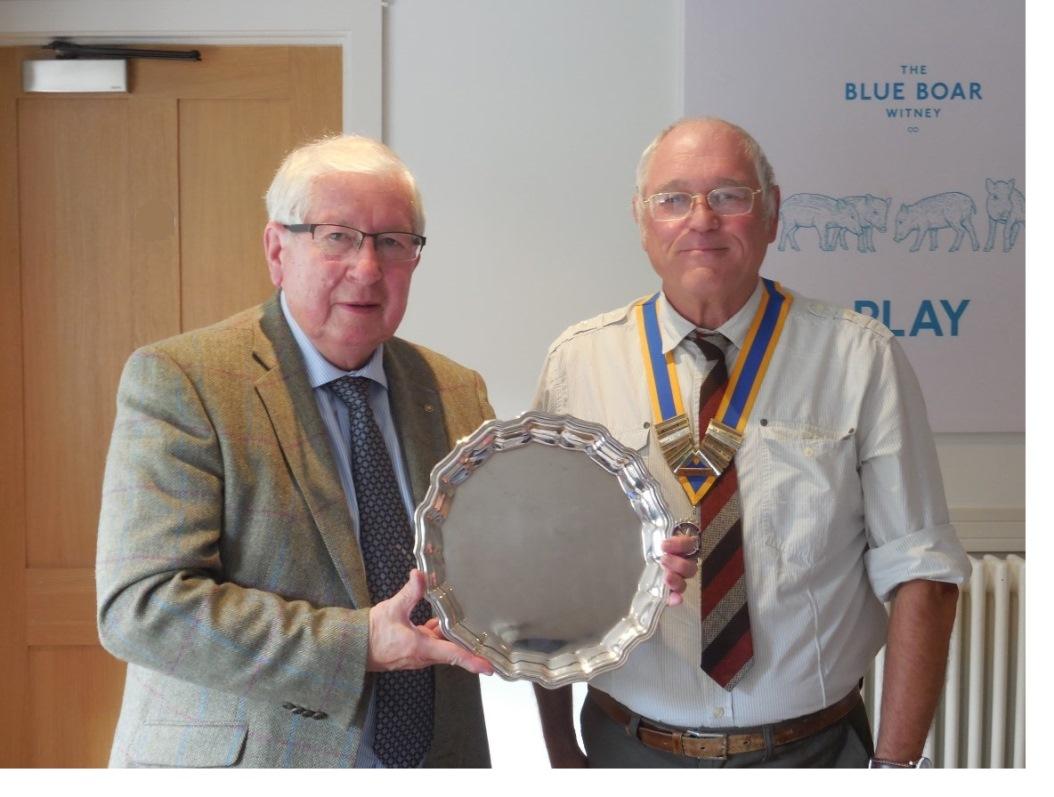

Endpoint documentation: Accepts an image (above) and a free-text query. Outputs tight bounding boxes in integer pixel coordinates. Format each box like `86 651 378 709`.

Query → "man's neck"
664 284 754 330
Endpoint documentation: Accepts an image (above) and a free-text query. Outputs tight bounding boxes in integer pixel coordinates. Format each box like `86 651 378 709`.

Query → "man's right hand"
366 570 494 675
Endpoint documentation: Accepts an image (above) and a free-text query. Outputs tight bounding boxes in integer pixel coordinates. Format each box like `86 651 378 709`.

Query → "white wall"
387 0 682 415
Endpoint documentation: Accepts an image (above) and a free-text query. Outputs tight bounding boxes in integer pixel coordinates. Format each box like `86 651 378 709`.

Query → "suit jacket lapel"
253 297 371 608
383 338 449 504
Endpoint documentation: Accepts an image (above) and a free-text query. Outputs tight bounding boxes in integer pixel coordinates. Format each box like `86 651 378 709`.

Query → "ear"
632 194 647 248
263 222 288 288
766 185 781 242
1008 178 1015 192
986 178 995 193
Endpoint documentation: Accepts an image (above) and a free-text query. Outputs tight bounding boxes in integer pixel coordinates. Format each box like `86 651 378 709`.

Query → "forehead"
307 171 415 219
646 123 757 193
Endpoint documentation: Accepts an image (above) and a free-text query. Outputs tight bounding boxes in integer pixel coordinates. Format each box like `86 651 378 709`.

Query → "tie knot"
328 375 371 409
691 331 729 363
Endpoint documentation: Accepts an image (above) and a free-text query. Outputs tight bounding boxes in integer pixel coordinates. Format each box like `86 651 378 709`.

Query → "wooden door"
0 45 341 767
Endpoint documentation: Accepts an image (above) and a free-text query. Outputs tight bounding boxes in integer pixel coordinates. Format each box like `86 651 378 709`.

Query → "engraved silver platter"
414 411 673 688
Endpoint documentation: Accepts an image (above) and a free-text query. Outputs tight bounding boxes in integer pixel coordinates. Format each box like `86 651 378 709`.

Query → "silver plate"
414 411 672 688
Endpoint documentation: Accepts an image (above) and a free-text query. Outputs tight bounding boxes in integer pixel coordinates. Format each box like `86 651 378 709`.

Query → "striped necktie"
692 333 754 691
328 375 434 767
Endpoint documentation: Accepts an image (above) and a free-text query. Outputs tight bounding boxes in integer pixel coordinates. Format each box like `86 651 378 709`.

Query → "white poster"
684 0 1024 432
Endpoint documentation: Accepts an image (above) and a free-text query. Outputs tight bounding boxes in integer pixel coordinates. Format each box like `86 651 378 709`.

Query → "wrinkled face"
264 171 419 370
636 122 778 316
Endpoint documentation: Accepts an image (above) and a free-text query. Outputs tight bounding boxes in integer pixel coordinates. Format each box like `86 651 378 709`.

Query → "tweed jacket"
96 296 493 767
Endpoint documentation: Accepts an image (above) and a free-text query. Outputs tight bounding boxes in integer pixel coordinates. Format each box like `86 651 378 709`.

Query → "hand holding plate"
366 570 494 676
660 534 701 606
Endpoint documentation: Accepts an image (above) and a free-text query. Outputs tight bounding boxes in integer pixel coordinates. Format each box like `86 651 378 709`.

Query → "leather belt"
587 686 862 760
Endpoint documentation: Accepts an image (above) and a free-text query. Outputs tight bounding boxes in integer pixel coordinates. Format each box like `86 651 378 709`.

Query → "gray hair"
265 134 425 233
634 117 777 220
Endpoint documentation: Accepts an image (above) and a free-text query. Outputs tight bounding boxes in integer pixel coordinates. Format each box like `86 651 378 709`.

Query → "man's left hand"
660 535 700 606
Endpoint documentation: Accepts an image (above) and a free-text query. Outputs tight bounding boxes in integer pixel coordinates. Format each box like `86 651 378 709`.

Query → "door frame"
0 0 381 137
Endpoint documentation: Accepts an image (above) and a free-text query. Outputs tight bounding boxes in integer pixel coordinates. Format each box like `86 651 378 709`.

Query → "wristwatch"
868 756 933 768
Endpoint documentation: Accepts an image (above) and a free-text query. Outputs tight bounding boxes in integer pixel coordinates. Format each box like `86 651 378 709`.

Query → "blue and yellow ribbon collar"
634 278 793 504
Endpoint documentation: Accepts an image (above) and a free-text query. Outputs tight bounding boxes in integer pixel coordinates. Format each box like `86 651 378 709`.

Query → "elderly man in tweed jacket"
96 136 495 767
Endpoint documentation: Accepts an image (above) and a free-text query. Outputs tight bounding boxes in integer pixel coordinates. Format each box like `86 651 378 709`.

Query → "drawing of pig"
893 192 980 252
983 178 1025 253
777 193 862 252
834 194 890 253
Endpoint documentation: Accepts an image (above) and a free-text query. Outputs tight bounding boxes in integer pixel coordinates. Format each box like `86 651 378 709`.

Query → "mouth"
335 300 382 313
679 244 728 255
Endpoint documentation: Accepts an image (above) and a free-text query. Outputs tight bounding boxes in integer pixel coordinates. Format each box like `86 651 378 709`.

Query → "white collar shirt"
532 280 971 728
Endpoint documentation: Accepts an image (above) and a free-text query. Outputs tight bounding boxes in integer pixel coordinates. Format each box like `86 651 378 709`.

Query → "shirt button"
803 446 814 457
713 707 725 719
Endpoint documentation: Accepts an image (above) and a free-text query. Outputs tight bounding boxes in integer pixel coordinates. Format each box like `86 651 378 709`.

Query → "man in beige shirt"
532 118 969 768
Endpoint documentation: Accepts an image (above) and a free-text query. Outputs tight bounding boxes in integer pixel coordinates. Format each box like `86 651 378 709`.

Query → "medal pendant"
654 414 694 471
674 419 744 480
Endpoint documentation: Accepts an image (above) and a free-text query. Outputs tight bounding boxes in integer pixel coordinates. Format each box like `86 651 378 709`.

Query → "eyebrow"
652 177 753 194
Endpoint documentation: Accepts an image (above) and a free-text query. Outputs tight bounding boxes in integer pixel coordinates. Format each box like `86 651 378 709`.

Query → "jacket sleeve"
96 346 370 728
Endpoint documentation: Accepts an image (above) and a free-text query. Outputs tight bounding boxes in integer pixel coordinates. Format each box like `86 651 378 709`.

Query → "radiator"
863 554 1025 768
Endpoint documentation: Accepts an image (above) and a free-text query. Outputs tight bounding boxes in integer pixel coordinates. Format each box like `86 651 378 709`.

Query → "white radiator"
863 554 1025 768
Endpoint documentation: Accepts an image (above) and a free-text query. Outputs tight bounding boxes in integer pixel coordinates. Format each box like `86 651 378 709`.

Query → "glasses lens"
707 187 756 216
312 224 363 258
309 225 423 262
647 188 758 220
648 192 694 220
373 233 424 263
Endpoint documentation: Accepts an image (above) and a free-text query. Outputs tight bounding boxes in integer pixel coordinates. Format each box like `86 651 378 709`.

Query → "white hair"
265 134 425 233
634 117 777 220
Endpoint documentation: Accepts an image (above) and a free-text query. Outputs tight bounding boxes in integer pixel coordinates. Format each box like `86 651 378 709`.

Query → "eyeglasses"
283 223 426 263
642 187 763 221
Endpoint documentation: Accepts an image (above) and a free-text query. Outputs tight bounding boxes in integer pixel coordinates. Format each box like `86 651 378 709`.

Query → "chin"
680 267 729 292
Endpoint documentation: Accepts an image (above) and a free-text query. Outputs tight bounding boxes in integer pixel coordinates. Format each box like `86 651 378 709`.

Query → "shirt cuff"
864 524 973 602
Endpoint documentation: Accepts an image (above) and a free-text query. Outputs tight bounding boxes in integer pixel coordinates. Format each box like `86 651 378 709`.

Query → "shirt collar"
279 290 388 390
656 280 764 354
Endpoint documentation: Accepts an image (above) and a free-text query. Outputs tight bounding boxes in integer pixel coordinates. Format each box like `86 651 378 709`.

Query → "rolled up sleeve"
858 337 972 602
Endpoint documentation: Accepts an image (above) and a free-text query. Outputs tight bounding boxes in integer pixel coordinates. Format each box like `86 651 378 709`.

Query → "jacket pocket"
128 722 248 767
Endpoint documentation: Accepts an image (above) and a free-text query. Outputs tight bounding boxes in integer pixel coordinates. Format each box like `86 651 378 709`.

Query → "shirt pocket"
758 420 859 566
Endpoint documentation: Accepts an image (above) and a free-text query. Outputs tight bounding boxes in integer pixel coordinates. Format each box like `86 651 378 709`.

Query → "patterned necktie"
328 375 433 768
692 334 754 691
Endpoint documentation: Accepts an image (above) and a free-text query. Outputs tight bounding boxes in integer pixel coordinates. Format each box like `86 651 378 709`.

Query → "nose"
685 194 719 230
343 238 383 283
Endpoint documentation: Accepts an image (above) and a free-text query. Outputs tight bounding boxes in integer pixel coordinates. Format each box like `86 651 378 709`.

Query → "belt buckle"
681 729 729 760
